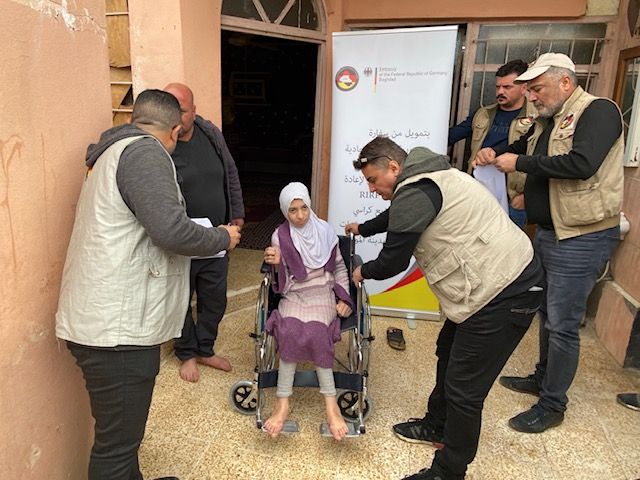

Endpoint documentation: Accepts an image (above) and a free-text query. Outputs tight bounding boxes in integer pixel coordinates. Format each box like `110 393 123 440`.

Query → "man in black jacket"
164 83 245 382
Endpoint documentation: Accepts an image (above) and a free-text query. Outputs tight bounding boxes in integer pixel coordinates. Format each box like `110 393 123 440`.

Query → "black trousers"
68 342 160 480
428 289 542 479
174 256 229 361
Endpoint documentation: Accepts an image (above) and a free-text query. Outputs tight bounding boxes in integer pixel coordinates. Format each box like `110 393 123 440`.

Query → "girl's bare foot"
196 354 232 372
179 358 200 383
264 397 289 438
325 396 348 441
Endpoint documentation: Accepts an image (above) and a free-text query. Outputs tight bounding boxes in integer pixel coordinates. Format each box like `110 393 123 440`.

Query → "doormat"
240 209 284 251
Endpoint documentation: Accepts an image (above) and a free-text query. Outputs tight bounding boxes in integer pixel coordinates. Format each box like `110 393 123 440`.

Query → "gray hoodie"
86 123 230 257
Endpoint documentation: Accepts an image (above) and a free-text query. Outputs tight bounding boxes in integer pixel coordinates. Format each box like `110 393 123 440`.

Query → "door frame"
221 1 328 209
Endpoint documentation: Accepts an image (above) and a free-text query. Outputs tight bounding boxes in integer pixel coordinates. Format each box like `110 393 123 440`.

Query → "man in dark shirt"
448 59 530 226
165 83 245 382
474 53 623 433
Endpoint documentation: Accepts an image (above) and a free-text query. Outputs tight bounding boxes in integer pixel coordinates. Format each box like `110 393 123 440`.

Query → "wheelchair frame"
229 234 374 436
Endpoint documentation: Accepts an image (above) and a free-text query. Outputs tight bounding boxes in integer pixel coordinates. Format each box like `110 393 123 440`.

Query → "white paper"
472 165 509 213
190 217 226 259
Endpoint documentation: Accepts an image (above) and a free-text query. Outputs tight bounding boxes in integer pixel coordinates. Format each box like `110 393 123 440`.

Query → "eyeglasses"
352 154 393 169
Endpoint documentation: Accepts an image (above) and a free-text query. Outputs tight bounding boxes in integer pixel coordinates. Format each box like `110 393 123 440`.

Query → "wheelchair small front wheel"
229 380 261 415
337 390 373 423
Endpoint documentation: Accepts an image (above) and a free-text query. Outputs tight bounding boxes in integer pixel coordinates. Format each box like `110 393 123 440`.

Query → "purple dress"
265 223 353 369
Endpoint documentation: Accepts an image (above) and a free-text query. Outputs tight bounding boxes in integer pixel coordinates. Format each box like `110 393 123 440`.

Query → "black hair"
131 89 181 130
496 59 528 78
353 136 408 170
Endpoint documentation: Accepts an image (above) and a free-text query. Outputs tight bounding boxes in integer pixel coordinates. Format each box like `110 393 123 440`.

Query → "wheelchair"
229 234 374 437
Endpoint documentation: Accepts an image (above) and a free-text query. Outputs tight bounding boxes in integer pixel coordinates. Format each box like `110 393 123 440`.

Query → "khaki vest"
525 87 623 240
396 169 533 323
468 102 536 199
56 136 191 347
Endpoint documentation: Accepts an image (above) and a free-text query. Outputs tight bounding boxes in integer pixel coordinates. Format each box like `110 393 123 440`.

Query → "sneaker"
616 393 640 411
392 416 445 448
499 374 540 396
401 468 443 480
508 404 564 433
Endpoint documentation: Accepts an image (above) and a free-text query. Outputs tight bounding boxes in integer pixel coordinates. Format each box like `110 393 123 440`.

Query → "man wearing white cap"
475 52 624 433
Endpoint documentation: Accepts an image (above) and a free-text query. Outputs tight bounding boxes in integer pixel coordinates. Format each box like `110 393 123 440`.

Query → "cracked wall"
0 0 111 477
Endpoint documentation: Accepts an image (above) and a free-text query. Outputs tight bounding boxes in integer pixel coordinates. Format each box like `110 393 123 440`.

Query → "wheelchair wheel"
337 390 373 423
229 380 262 415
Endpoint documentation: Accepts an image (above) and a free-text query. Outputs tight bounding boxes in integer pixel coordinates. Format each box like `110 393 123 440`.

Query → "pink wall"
343 0 587 22
594 0 640 364
129 0 222 125
0 0 112 476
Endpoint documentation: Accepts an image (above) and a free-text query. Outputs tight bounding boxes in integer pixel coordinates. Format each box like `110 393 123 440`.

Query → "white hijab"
279 182 338 270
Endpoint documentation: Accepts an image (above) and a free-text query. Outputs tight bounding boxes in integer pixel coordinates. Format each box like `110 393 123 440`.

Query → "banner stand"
370 307 441 322
328 26 458 321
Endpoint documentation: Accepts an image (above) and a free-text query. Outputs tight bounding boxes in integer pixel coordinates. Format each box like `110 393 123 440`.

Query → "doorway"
221 30 318 250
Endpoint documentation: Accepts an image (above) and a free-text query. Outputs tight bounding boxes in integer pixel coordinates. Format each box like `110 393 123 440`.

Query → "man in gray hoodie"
56 89 240 480
346 136 542 480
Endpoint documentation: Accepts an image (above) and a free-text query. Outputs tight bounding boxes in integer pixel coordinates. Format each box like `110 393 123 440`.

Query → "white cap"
515 53 576 82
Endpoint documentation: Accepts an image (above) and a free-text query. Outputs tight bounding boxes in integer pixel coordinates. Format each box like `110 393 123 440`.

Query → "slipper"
386 327 406 351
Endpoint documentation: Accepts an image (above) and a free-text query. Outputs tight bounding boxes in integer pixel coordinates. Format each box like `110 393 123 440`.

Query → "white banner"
623 67 640 168
328 26 457 316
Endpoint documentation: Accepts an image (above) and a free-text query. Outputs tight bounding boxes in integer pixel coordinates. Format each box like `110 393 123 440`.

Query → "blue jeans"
508 206 527 229
533 226 619 412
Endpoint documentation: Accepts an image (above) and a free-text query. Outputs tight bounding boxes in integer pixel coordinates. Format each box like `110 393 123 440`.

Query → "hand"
510 193 525 210
336 300 353 318
231 218 245 231
344 223 360 235
264 246 281 266
494 153 518 173
471 147 496 169
219 224 241 250
352 265 364 285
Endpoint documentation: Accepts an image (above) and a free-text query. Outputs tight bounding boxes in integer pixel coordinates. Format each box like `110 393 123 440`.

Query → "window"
222 0 320 31
614 47 640 167
470 23 608 112
449 21 613 169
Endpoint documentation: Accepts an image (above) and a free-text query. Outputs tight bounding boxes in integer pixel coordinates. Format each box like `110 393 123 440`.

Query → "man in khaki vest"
448 59 533 227
346 136 544 480
475 53 623 434
56 90 241 480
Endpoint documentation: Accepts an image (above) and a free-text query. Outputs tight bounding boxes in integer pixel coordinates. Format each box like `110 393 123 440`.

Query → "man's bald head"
164 83 193 104
163 83 197 140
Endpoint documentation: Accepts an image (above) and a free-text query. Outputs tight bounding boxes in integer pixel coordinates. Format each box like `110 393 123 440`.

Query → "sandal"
386 327 406 351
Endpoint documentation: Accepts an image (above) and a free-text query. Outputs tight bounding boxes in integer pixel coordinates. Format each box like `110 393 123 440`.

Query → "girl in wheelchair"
262 182 353 441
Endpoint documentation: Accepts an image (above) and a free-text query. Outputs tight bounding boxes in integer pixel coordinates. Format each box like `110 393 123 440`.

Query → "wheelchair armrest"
260 261 270 274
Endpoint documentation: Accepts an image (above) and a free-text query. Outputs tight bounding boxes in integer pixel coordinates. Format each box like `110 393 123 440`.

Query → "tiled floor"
140 248 640 480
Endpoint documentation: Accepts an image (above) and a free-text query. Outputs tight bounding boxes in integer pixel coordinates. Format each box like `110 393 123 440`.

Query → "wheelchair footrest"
319 421 362 438
261 420 299 435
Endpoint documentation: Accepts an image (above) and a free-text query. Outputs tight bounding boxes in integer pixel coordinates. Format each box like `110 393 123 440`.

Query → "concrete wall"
0 0 112 477
129 0 222 125
594 0 640 367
